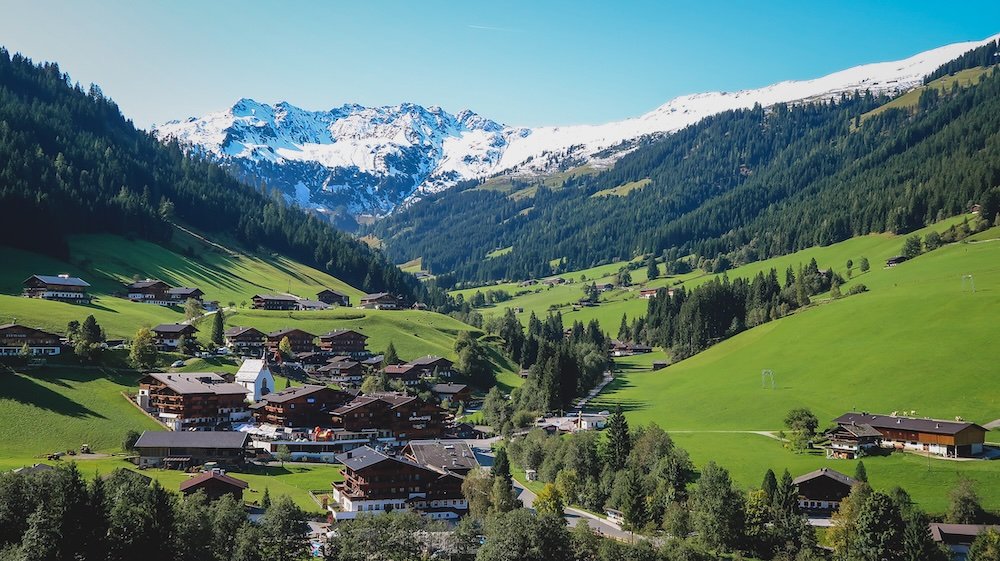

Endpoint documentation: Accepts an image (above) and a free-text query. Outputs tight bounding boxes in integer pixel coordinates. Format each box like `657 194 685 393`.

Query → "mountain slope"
154 34 999 217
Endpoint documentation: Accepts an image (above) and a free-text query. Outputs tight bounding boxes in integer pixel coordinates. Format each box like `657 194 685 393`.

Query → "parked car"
171 360 185 368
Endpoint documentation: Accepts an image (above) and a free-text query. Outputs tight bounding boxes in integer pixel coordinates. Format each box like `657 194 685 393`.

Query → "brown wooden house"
251 294 300 310
137 372 250 431
384 363 421 386
0 323 62 356
265 328 317 355
179 471 249 501
409 355 455 378
224 326 266 355
133 431 250 469
792 468 858 512
318 329 369 357
167 287 204 303
317 288 350 307
251 385 352 427
833 412 987 458
316 359 364 386
126 279 173 304
430 383 471 405
151 323 198 351
22 274 91 303
359 292 402 310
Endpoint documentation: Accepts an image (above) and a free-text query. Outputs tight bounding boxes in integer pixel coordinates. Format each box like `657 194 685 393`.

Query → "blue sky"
1 1 998 128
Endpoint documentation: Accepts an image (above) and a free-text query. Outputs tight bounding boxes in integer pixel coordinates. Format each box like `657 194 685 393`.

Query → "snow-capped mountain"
154 34 999 217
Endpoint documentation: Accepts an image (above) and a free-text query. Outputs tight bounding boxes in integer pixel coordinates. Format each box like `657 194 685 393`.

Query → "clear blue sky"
1 0 998 129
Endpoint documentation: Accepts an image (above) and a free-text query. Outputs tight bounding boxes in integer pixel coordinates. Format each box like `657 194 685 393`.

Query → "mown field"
586 234 1000 514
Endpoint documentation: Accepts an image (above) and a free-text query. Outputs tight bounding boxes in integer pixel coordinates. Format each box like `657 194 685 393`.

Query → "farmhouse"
296 299 330 311
330 393 446 440
639 288 658 299
329 445 467 521
542 277 565 286
430 383 471 405
133 430 250 469
265 328 317 355
167 287 204 303
22 274 91 303
792 467 858 512
610 340 653 357
316 359 364 386
402 440 480 475
151 323 198 351
824 422 883 459
359 292 402 310
317 288 350 307
137 372 250 431
251 293 299 311
179 471 249 502
126 279 173 305
223 326 266 355
0 323 62 356
929 523 1000 561
409 355 455 378
833 412 987 458
251 385 352 428
318 329 369 357
885 255 909 267
234 359 274 402
384 363 421 386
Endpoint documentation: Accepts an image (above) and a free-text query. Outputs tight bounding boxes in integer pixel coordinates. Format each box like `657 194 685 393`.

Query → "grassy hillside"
859 66 992 124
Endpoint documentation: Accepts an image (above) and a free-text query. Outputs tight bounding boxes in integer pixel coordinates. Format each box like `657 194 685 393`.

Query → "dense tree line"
0 48 416 298
0 464 309 561
923 38 1000 83
372 62 1000 283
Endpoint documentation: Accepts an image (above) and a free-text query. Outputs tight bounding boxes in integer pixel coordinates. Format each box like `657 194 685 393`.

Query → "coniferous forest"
0 49 417 298
371 56 1000 283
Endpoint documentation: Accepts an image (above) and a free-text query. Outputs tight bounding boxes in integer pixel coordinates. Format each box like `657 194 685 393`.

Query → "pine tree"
617 314 629 341
854 460 868 483
761 469 778 504
383 341 400 365
604 403 630 471
210 310 224 346
261 488 272 510
619 469 647 531
646 257 659 280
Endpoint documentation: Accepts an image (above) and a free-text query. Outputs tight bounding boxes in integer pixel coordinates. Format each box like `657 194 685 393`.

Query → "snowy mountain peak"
154 33 1000 218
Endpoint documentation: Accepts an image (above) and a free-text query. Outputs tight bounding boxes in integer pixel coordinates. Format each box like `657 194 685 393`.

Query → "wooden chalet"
317 288 350 307
384 363 421 386
824 422 882 459
793 468 857 512
265 328 317 355
151 323 198 351
331 393 445 440
133 431 250 470
359 292 402 310
126 279 173 304
639 288 658 299
833 412 987 458
251 293 299 311
316 359 364 386
22 274 91 303
409 355 455 378
0 323 62 356
430 383 471 405
250 385 352 428
137 372 250 431
167 287 204 303
223 326 266 355
318 329 369 357
179 471 249 501
330 445 467 520
402 440 480 475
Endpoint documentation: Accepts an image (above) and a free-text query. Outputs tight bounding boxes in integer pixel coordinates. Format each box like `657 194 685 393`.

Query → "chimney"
58 273 69 279
346 452 352 459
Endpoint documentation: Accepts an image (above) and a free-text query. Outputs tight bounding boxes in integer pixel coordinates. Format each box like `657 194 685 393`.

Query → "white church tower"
235 358 274 403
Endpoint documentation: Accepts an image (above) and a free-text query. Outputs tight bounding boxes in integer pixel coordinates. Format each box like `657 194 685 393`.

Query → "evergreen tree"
860 257 870 272
761 469 778 504
646 257 659 280
854 460 868 483
489 476 517 515
259 496 308 561
619 469 647 532
210 310 224 346
491 448 512 484
383 341 400 365
902 509 947 561
691 461 744 552
604 404 630 471
855 492 905 561
260 488 271 511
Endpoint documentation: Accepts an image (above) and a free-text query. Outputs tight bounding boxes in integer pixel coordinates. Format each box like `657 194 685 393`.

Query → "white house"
235 359 274 403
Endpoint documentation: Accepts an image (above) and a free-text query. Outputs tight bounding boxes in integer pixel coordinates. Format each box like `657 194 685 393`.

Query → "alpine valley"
154 34 999 223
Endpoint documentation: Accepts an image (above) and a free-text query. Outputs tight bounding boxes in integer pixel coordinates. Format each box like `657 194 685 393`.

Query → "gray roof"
259 384 334 404
267 328 316 338
254 293 300 301
320 329 367 339
167 287 202 295
145 373 247 396
929 523 1000 543
336 445 431 473
27 275 90 287
134 430 250 449
128 279 169 289
361 292 393 300
152 323 198 334
296 300 329 309
224 326 263 337
404 440 479 472
792 467 857 488
431 383 468 395
411 355 452 367
834 412 986 436
318 288 347 296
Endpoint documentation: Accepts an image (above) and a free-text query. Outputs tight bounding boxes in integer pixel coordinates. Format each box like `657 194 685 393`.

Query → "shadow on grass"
0 372 106 419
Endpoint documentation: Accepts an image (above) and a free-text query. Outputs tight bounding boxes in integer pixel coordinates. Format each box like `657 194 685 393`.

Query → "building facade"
22 274 91 303
0 324 62 356
137 372 250 431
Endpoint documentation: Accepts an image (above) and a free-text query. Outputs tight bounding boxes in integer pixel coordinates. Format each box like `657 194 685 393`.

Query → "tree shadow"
0 372 106 419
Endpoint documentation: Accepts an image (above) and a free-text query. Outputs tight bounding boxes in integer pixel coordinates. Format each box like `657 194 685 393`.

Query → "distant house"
317 288 350 307
929 523 1000 561
133 431 250 470
359 292 402 310
296 299 330 311
610 340 652 357
316 359 364 386
542 277 565 286
651 361 668 371
180 471 249 502
384 363 421 386
411 302 428 310
137 372 250 431
11 463 55 475
431 383 471 405
318 329 369 358
596 283 614 292
824 422 882 459
167 287 204 303
402 440 480 475
224 326 266 355
251 385 353 428
251 294 299 311
792 468 858 512
22 274 91 303
0 323 62 356
605 508 625 526
235 359 274 402
519 280 538 287
265 328 316 355
126 279 172 305
151 323 198 351
832 412 987 458
639 288 658 300
410 355 455 378
885 255 909 267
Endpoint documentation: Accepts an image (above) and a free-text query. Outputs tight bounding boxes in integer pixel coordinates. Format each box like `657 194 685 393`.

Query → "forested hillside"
0 48 415 298
372 50 1000 283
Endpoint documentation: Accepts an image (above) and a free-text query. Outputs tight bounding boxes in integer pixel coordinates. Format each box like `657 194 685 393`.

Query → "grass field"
859 66 993 124
584 236 1000 514
590 178 652 198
